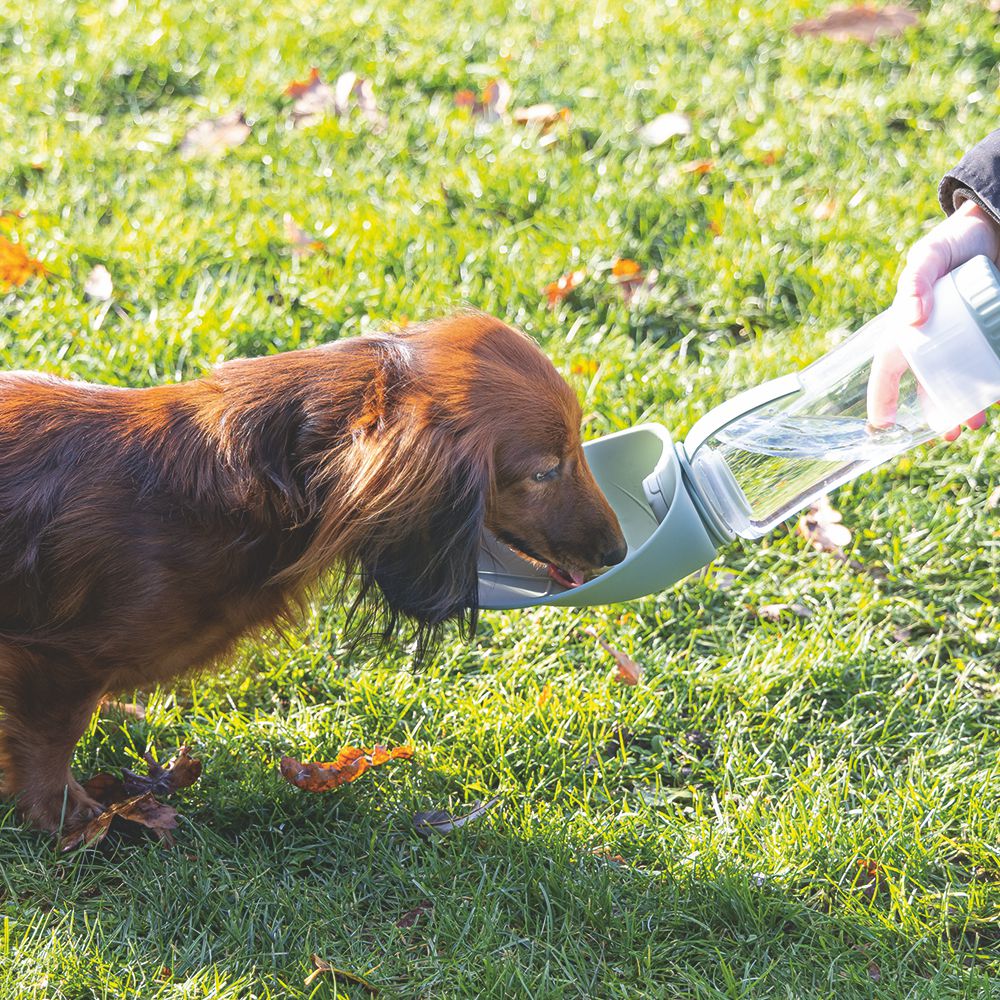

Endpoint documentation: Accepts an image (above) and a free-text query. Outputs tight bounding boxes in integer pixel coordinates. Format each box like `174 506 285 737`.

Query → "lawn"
1 0 999 996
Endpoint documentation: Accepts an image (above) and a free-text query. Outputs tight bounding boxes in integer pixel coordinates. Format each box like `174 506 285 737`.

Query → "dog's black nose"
602 543 627 566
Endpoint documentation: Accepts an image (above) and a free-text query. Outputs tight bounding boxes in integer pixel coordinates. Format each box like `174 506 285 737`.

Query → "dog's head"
292 313 625 651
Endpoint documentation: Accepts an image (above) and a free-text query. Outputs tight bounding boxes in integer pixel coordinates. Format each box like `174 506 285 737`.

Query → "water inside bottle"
708 410 915 534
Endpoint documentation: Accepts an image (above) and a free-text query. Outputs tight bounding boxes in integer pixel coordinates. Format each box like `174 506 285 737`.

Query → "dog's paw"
19 779 104 834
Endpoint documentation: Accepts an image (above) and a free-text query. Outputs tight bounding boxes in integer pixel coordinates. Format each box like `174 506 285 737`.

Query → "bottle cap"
896 255 1000 429
951 254 1000 357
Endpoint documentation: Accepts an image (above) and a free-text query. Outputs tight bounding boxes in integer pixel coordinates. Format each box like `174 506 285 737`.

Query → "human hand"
867 200 1000 439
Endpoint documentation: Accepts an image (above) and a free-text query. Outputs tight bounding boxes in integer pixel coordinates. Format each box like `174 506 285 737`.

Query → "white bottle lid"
895 255 1000 431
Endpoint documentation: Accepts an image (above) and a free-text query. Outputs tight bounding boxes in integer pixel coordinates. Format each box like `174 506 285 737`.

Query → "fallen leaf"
868 960 882 982
412 795 500 837
583 626 642 685
852 858 889 902
680 159 714 175
537 683 553 707
304 955 378 994
636 111 692 147
812 198 838 221
179 111 250 158
282 213 325 257
792 5 918 43
590 846 628 864
454 78 511 122
511 104 570 132
755 602 813 622
610 258 648 305
280 744 414 793
285 69 385 130
544 268 586 307
286 68 337 127
797 497 852 552
0 236 47 288
83 264 113 301
60 792 179 851
395 900 433 928
121 746 202 797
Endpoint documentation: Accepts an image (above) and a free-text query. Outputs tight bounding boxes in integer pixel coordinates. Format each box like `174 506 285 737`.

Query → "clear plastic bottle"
684 255 1000 540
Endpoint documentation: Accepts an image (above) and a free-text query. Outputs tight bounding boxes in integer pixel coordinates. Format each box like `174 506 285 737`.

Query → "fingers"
867 343 909 427
966 410 988 431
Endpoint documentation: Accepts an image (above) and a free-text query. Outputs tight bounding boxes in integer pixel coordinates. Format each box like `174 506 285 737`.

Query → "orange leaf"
681 159 714 175
611 258 642 279
583 626 642 685
511 104 571 132
455 78 511 122
282 213 325 257
0 236 47 288
280 744 414 793
284 67 322 98
544 268 586 307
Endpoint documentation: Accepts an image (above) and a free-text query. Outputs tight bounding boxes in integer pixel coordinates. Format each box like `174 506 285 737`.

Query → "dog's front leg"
0 648 106 832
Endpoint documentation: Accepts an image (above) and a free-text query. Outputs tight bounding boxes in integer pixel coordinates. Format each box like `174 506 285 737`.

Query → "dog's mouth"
492 531 589 589
546 564 587 589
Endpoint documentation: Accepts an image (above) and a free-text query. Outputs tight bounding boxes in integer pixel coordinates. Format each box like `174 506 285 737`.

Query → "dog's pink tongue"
547 565 586 589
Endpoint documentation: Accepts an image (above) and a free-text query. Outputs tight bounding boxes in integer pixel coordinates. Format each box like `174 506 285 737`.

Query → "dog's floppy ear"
350 451 488 656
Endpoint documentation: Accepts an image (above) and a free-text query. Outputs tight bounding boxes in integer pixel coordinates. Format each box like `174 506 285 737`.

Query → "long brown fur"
0 313 626 831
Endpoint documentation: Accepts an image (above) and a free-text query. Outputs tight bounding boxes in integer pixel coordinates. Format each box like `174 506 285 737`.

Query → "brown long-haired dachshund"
0 312 626 831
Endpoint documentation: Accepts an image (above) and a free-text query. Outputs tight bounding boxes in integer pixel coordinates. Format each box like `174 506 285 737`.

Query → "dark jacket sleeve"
939 130 1000 224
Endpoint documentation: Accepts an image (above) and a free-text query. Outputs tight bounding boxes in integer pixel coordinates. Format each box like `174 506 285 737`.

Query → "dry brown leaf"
395 900 433 928
286 68 337 127
282 213 325 257
511 104 571 132
852 857 889 902
280 744 414 792
544 268 586 308
454 78 511 122
121 746 202 797
0 237 47 288
286 69 386 131
179 111 250 158
60 792 179 851
583 626 642 685
797 497 852 552
637 111 692 146
868 960 882 982
792 5 917 43
83 264 113 301
304 955 378 993
412 795 501 837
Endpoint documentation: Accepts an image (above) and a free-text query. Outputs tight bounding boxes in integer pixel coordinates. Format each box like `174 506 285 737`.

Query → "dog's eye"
532 466 560 483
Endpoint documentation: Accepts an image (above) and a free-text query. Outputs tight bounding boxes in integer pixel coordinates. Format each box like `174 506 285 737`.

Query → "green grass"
1 0 999 996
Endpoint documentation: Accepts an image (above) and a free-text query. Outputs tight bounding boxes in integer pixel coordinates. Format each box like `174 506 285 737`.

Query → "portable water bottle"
477 255 1000 609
